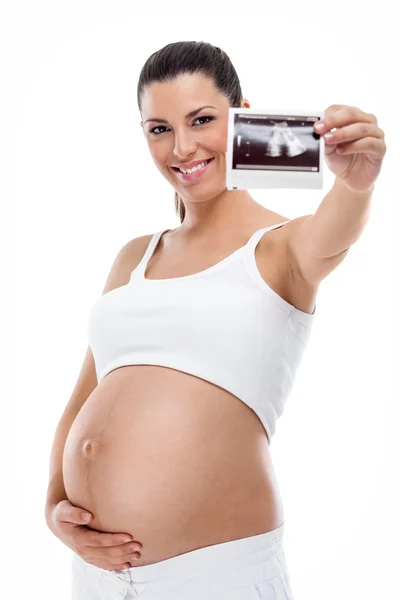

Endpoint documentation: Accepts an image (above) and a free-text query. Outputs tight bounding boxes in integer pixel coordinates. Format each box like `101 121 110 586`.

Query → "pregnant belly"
63 365 284 566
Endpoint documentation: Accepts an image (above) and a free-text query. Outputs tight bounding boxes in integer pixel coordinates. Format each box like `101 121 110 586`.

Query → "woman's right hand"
47 499 143 570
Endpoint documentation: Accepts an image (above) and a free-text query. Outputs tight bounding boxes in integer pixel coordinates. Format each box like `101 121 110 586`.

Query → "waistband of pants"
105 522 285 585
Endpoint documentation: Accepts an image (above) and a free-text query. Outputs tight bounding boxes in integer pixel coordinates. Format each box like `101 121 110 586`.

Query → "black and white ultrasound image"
232 113 321 172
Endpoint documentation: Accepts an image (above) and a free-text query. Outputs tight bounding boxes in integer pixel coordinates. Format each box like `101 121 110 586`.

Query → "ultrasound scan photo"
226 108 325 190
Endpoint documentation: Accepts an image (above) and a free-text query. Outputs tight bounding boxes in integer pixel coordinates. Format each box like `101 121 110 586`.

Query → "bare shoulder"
122 232 155 268
259 213 318 315
268 213 314 261
269 213 316 282
259 213 313 256
101 232 154 294
277 213 313 238
256 211 315 283
126 232 154 261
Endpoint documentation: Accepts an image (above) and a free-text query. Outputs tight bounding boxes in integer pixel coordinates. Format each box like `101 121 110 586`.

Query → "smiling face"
140 73 249 204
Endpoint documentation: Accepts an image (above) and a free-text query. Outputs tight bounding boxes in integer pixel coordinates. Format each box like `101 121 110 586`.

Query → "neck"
177 189 262 237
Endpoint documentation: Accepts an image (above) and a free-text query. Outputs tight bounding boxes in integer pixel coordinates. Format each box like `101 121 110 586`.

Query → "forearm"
45 472 67 525
45 408 77 519
307 177 374 258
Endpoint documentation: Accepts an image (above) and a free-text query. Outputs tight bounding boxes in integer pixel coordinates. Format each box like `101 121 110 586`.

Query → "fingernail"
315 122 325 131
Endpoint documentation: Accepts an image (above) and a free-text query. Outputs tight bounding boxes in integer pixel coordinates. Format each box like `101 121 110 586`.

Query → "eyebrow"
144 105 217 124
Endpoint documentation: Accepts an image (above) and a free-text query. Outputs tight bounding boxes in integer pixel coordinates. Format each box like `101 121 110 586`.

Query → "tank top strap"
137 229 171 271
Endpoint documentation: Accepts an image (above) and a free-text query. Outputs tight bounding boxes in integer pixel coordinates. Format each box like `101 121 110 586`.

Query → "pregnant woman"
44 40 376 600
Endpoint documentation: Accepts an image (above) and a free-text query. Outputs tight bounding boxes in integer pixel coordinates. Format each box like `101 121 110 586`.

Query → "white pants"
71 522 294 599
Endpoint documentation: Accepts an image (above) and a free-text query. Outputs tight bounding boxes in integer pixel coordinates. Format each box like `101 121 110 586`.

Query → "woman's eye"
149 125 167 135
194 116 214 126
149 116 214 136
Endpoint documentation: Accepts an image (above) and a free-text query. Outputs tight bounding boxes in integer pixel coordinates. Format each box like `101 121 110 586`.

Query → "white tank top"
87 220 316 445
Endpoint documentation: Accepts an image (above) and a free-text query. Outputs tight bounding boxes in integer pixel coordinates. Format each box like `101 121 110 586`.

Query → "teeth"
179 160 209 174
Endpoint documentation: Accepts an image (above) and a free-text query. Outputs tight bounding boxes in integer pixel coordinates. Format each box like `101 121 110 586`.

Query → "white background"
5 2 399 599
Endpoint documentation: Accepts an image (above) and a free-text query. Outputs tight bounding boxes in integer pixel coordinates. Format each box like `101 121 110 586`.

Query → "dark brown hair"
137 41 243 223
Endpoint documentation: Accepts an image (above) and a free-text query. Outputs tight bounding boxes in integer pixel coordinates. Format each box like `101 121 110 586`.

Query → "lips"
172 157 215 181
171 158 213 172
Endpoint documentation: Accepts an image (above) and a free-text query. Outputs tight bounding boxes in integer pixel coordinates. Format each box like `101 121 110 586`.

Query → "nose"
172 128 198 160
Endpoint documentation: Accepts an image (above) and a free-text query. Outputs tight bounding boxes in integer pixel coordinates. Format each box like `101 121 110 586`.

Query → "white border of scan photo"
226 107 325 191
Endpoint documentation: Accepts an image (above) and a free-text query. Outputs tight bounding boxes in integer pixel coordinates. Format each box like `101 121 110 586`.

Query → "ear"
241 98 251 109
140 121 143 127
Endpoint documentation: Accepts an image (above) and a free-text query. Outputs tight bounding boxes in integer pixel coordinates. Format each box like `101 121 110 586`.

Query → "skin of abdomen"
62 364 284 566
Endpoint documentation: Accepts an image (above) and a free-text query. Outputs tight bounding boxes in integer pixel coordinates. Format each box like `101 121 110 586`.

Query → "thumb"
58 500 93 524
80 511 93 523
